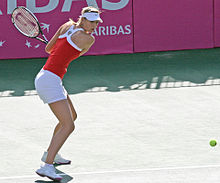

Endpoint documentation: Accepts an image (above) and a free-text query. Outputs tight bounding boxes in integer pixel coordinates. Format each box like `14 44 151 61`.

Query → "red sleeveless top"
43 25 83 79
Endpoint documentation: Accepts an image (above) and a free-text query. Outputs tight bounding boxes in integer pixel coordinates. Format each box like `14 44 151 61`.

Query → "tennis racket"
11 6 48 44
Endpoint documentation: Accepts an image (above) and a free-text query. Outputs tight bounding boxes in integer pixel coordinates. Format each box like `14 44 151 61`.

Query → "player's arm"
72 32 95 56
79 34 95 56
45 22 72 54
45 27 61 54
79 41 94 56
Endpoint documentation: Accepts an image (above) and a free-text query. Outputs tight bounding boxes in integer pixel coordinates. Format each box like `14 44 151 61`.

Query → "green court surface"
1 48 220 182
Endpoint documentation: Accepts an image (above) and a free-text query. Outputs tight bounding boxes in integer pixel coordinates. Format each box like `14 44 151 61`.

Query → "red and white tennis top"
43 25 83 79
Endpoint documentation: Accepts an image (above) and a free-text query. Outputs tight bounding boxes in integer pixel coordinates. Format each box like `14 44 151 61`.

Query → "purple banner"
0 0 133 59
133 0 214 53
214 0 220 46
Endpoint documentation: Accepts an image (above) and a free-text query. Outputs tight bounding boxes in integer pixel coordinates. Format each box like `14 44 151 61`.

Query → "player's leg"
51 123 62 138
49 95 77 138
45 99 75 164
42 95 77 164
36 99 74 181
67 94 77 121
41 122 71 165
51 95 77 136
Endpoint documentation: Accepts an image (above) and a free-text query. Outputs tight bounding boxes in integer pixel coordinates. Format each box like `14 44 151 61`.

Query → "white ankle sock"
45 163 53 167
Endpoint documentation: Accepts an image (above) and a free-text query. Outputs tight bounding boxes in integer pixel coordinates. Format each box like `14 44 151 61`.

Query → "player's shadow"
35 167 73 183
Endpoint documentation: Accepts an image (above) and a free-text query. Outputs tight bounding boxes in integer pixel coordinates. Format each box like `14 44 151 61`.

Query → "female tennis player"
35 6 102 181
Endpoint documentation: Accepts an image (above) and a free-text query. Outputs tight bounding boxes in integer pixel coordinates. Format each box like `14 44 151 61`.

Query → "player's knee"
63 121 75 133
73 112 77 121
69 122 75 133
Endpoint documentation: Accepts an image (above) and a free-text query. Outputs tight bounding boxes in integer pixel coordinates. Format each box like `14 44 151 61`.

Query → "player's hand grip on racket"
11 6 48 44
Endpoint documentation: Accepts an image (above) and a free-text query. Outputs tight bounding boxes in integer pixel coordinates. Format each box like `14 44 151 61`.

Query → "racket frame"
11 6 48 44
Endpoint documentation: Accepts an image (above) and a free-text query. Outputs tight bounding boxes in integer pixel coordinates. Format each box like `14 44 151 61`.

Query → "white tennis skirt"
34 69 67 104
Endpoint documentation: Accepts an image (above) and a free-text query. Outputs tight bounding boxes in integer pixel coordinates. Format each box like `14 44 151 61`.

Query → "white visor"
82 12 103 23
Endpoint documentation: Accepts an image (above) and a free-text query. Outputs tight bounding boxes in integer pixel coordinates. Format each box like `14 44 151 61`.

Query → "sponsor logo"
93 25 132 36
1 0 130 15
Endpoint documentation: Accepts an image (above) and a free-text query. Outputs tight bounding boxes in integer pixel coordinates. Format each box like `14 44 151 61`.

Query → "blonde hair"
69 6 101 24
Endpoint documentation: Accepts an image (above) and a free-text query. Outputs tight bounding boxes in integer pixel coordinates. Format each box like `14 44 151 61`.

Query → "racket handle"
42 34 48 43
36 37 48 44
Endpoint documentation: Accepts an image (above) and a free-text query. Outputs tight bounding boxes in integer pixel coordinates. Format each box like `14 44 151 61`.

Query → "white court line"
1 164 220 180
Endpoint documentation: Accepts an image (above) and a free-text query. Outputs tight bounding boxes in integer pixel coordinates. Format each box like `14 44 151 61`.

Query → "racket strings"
12 8 40 37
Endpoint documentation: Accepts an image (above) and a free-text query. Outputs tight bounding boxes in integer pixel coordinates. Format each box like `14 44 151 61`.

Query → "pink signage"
133 0 214 52
214 0 220 46
0 0 133 59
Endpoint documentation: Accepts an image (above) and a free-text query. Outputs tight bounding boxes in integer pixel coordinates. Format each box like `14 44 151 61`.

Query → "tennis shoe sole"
36 171 62 182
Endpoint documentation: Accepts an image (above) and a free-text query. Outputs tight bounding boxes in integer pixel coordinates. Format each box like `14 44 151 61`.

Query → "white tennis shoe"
36 164 62 181
41 151 71 165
